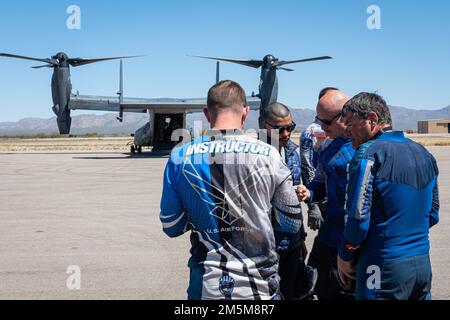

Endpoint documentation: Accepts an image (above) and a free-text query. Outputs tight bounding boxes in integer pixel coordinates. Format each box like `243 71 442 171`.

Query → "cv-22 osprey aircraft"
0 52 331 153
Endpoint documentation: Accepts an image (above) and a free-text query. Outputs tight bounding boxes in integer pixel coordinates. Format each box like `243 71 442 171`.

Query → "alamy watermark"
366 265 381 290
66 265 81 290
66 5 81 30
367 5 382 30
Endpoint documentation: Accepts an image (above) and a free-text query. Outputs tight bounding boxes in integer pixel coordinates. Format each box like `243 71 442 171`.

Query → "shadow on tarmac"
72 151 170 160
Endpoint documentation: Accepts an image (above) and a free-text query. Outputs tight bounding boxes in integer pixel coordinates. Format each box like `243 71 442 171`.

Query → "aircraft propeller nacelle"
0 52 142 134
192 53 333 124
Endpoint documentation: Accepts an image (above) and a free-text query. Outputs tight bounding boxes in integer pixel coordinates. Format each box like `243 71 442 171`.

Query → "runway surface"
0 147 449 299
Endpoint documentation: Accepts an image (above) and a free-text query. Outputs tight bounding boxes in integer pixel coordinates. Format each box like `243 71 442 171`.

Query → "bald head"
317 89 350 114
263 103 291 123
316 89 350 139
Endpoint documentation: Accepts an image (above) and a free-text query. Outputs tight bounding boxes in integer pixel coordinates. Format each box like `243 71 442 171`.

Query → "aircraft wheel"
137 146 142 154
131 145 136 154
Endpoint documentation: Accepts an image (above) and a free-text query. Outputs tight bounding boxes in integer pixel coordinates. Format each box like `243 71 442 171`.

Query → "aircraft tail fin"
216 61 220 84
117 60 124 122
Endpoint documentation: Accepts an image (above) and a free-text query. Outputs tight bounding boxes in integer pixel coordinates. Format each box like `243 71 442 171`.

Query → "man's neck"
279 142 288 152
211 126 242 131
211 115 243 130
357 126 384 148
370 125 385 140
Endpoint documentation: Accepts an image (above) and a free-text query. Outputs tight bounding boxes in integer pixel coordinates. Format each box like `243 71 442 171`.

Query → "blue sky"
0 0 449 121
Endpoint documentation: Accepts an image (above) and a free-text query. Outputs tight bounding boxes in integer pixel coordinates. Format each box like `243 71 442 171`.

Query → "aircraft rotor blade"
277 67 294 72
32 64 54 69
68 55 144 67
277 56 332 66
0 53 57 65
190 55 264 69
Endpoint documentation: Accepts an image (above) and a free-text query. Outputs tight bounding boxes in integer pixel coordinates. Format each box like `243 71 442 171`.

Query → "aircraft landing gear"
130 145 142 154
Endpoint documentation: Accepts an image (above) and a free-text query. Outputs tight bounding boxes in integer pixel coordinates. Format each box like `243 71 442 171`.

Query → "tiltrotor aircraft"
0 52 331 153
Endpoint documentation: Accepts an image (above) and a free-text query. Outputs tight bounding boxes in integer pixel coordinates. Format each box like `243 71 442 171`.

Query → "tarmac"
0 147 449 300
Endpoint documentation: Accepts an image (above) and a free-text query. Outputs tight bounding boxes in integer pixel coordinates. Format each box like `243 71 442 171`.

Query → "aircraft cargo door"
153 113 184 151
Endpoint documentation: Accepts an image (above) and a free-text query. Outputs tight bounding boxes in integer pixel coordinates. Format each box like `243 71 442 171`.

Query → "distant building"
418 119 450 134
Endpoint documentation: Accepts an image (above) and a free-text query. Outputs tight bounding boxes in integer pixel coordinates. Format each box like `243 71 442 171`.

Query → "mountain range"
1 105 449 135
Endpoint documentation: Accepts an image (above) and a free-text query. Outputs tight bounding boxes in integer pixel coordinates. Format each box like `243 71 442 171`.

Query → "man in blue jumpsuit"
300 88 339 231
297 88 355 300
260 102 311 299
338 92 439 300
160 80 304 300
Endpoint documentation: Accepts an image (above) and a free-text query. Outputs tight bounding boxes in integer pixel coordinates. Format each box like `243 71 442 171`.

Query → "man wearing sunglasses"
297 88 355 300
260 102 312 300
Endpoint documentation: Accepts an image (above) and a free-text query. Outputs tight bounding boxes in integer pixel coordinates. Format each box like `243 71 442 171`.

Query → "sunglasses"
265 121 297 133
315 113 342 126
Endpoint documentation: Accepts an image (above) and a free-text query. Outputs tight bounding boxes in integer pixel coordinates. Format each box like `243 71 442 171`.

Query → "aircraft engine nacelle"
56 109 72 135
51 66 73 134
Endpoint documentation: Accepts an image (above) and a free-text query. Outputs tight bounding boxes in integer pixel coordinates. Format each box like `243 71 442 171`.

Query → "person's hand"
337 255 356 289
296 185 311 202
307 204 323 231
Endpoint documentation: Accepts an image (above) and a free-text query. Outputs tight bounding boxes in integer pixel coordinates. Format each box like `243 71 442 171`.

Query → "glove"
307 203 323 231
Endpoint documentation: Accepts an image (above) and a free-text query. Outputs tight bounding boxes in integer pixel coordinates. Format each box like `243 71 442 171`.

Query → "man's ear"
367 112 379 130
203 107 211 123
242 105 250 123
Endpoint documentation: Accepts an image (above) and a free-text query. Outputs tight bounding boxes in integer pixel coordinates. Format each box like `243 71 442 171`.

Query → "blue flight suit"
339 131 439 300
306 137 355 300
308 137 355 248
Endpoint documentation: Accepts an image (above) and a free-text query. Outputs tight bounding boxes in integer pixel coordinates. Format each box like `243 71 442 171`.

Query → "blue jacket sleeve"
339 155 376 261
306 160 326 204
429 155 440 228
160 156 189 238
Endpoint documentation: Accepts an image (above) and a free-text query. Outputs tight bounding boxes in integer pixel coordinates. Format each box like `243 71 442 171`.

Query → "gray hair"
342 92 391 125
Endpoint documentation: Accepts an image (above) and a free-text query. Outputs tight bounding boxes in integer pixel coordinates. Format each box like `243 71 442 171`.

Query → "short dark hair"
207 80 247 116
262 102 291 122
342 92 391 125
318 87 339 100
